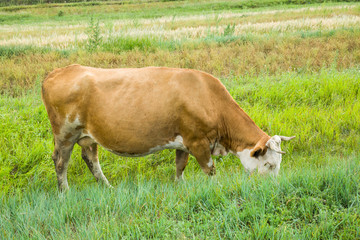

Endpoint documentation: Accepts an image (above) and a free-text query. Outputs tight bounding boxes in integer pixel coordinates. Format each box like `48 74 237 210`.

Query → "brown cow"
42 64 295 190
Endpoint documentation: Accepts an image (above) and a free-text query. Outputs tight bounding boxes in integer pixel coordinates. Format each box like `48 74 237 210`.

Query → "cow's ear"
250 146 265 158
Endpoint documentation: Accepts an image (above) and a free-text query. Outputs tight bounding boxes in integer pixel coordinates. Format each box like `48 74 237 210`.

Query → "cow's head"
236 135 295 176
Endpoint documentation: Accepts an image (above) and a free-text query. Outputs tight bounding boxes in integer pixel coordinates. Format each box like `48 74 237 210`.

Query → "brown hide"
42 64 269 153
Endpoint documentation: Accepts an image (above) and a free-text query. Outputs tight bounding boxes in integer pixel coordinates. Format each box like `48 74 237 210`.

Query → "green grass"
0 45 74 58
227 69 360 154
0 156 359 239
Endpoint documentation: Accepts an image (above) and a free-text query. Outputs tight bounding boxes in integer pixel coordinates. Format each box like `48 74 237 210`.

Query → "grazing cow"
42 64 295 190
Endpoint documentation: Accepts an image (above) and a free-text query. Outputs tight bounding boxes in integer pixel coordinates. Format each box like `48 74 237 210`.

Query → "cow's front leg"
189 141 216 176
175 150 189 180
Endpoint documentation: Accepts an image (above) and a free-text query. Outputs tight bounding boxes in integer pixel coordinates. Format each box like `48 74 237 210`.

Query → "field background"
0 0 359 239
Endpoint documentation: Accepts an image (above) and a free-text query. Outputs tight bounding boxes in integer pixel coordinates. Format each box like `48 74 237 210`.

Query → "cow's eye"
264 162 274 169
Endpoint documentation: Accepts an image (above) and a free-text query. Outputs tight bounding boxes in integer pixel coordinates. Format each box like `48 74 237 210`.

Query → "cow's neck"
219 103 270 152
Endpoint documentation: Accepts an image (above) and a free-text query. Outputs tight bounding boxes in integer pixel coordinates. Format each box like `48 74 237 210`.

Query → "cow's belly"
79 132 188 157
108 135 188 157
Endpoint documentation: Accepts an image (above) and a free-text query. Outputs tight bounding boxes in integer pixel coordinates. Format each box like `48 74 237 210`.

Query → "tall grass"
0 156 358 239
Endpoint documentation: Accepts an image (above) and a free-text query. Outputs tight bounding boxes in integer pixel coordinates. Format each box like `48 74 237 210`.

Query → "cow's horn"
279 136 296 141
274 149 286 154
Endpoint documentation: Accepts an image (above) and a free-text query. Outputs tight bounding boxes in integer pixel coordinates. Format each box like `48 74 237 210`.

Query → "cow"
41 64 295 191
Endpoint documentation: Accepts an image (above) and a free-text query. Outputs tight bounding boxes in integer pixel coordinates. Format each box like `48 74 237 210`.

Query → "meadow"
0 0 359 239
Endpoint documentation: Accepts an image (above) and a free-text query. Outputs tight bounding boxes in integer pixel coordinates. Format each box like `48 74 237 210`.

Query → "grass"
1 27 360 94
0 156 359 238
0 0 359 238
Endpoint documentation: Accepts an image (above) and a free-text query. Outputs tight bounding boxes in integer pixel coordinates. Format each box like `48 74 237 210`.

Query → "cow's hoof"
209 167 216 176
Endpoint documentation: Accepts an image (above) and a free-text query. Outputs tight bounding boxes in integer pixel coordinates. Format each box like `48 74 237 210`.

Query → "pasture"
0 0 359 238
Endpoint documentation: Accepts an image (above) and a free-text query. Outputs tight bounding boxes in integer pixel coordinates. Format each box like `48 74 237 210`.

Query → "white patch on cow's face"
256 149 282 176
236 147 282 176
207 157 213 167
236 149 259 173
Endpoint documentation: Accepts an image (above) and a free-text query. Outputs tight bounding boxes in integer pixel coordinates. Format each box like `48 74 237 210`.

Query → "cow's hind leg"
175 150 189 181
52 139 75 191
78 138 111 187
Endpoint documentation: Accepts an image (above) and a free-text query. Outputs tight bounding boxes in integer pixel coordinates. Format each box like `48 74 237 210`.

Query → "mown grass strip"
1 0 358 25
2 3 359 48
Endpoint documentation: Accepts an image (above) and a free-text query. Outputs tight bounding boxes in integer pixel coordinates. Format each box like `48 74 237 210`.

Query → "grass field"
0 0 359 239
